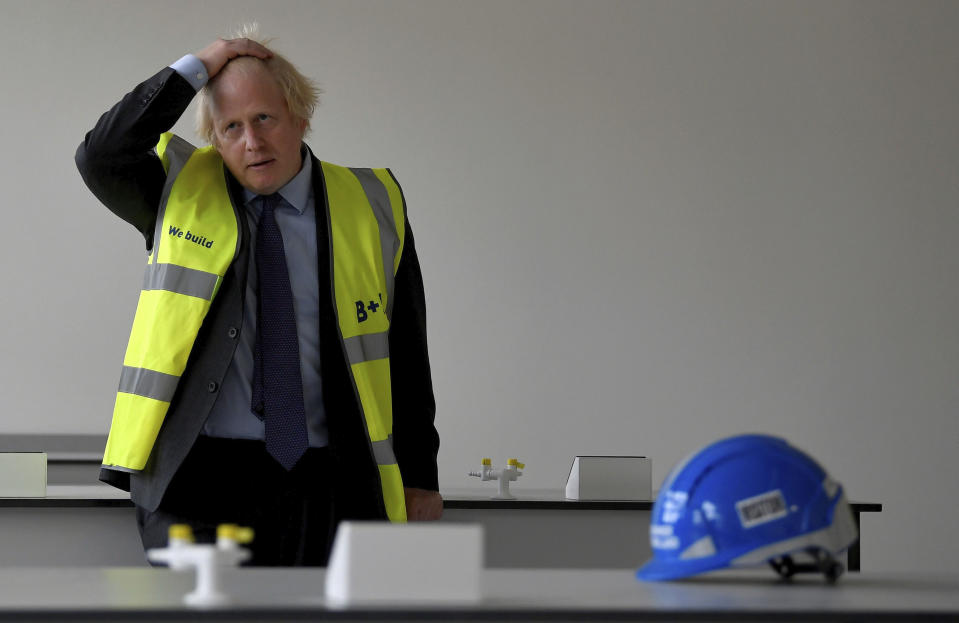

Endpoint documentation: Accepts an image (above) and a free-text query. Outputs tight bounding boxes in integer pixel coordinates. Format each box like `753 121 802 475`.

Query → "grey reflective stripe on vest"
349 168 399 319
371 435 397 466
118 365 179 402
344 331 390 365
143 263 219 300
101 464 138 473
151 136 198 260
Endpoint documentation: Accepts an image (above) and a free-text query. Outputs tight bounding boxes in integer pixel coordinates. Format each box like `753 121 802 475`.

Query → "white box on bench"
565 455 651 501
0 453 46 497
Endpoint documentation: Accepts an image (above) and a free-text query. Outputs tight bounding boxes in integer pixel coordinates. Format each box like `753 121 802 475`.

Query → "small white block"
565 455 651 501
0 453 46 497
325 521 483 605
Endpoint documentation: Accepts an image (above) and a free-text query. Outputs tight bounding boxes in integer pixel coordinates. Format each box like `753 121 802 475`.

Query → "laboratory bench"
0 435 881 570
0 486 881 571
0 567 952 622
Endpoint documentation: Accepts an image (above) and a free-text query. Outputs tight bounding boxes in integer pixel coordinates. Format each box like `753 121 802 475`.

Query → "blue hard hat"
637 434 858 582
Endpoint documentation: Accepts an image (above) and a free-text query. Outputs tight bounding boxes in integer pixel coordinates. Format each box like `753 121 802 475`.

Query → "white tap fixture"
468 457 525 499
146 523 253 607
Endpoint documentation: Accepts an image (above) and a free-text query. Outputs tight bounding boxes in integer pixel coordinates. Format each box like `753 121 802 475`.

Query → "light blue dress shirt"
170 55 209 92
171 55 328 447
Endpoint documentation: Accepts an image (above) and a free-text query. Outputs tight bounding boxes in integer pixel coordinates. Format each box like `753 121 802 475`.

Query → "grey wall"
1 0 956 573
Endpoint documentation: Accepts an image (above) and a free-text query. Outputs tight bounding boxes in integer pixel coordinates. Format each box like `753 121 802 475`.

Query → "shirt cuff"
170 54 209 91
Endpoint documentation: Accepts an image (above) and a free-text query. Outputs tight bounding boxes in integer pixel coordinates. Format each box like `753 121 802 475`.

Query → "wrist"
170 54 209 91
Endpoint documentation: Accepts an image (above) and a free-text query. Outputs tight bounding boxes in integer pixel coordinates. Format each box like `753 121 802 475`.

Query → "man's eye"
257 114 270 121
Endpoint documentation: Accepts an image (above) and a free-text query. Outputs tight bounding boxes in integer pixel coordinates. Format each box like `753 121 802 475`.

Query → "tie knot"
261 193 282 212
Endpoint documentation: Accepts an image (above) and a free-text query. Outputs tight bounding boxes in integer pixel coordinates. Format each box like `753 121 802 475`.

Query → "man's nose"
243 126 264 150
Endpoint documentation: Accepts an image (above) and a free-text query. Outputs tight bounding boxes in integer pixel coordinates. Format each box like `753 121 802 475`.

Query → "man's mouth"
248 158 275 169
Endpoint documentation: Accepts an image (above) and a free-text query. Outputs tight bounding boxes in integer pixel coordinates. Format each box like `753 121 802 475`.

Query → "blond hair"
195 24 322 144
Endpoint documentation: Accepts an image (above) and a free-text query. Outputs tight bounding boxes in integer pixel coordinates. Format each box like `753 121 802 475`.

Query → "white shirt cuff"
170 54 209 91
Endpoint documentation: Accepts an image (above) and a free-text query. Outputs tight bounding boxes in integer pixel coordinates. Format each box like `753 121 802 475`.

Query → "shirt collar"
243 144 312 214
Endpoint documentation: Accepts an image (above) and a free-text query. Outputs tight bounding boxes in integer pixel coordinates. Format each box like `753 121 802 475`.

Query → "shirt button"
228 327 238 339
208 381 218 393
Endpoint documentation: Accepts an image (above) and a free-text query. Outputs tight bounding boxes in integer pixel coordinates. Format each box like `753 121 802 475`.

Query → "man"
75 33 441 566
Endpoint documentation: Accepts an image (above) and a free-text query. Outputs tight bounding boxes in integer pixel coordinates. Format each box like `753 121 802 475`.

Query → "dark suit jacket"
75 67 439 517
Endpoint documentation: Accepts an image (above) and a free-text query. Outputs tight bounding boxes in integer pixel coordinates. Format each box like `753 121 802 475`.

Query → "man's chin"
239 176 280 196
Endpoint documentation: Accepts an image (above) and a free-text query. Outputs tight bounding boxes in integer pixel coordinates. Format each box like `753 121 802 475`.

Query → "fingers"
404 489 444 521
195 37 274 80
223 37 273 61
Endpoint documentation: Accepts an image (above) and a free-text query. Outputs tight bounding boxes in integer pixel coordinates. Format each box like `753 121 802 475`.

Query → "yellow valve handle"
168 524 195 542
217 523 255 544
235 527 255 544
217 523 237 539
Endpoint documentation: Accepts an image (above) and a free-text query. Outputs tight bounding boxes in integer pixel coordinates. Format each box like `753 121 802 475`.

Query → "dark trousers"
137 436 336 566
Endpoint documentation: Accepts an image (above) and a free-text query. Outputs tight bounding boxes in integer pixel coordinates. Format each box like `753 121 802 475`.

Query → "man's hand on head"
404 487 444 521
195 38 273 81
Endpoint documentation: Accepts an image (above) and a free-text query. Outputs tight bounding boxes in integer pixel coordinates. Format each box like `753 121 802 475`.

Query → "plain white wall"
1 0 957 573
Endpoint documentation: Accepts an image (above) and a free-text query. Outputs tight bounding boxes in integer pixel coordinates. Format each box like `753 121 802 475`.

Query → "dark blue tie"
251 193 309 470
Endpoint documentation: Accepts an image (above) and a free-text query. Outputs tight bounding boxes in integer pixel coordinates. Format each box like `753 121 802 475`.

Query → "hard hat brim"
636 554 728 582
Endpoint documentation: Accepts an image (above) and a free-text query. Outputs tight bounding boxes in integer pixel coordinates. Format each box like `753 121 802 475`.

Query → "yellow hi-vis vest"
102 133 408 522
